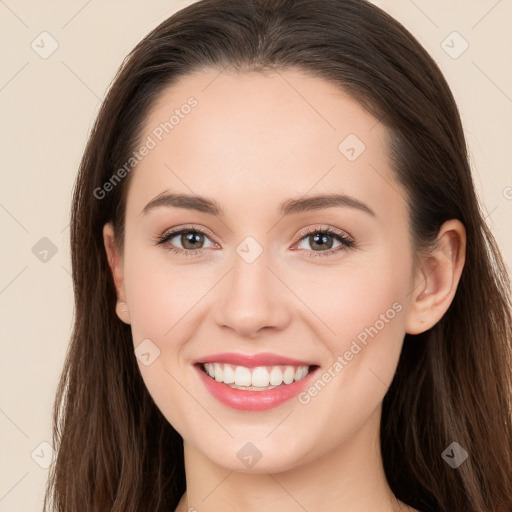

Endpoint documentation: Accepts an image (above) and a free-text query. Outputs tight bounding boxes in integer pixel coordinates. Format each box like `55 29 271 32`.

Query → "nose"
212 247 292 338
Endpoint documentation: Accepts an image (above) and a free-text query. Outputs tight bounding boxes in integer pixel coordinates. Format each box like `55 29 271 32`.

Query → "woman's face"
106 68 421 473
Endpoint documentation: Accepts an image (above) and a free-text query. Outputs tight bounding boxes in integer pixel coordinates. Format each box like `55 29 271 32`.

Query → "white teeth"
202 363 311 389
269 366 283 386
214 362 223 382
223 364 235 384
283 366 295 384
251 367 270 387
295 366 308 380
234 366 252 386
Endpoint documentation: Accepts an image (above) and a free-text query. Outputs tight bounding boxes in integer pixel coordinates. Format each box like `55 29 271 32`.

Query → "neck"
176 405 408 512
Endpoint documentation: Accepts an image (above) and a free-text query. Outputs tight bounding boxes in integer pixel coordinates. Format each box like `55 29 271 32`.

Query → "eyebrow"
141 191 375 217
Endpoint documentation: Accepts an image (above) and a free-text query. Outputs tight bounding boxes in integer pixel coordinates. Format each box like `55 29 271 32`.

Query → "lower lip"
195 364 319 411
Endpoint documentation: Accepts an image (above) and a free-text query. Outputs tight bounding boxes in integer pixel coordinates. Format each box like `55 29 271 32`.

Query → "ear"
103 222 131 324
405 219 466 335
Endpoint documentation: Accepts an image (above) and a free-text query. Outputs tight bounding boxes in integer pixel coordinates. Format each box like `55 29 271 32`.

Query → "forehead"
126 68 404 222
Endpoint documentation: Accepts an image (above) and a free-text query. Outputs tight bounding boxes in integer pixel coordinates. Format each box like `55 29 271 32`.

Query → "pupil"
183 232 203 249
312 233 332 250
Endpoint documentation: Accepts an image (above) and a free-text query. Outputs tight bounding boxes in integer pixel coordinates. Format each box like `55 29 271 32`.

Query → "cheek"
122 243 209 342
291 251 409 350
121 245 208 435
295 247 411 408
289 260 408 452
336 269 404 341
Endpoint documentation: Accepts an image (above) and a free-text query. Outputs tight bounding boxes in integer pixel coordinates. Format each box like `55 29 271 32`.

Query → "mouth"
199 362 316 390
194 357 320 411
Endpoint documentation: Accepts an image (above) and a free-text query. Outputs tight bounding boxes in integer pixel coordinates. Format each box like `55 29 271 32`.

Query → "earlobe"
103 223 131 325
405 219 466 335
115 300 131 325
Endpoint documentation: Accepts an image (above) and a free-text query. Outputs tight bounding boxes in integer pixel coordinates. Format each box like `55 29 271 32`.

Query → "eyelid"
291 225 355 257
294 224 354 244
154 224 218 250
157 224 216 243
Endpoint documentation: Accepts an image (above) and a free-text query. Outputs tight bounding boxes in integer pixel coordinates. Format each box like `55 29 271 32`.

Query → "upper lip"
194 352 316 367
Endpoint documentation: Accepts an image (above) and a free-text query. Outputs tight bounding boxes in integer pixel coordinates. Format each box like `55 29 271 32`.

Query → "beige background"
1 1 511 510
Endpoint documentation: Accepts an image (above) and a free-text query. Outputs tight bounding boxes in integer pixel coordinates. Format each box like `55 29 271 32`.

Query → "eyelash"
154 224 355 259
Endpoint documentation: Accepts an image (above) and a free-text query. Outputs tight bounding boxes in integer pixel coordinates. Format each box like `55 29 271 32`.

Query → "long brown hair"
43 1 512 510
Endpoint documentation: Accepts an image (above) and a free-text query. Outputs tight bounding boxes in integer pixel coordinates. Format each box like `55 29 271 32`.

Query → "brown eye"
156 227 217 255
180 231 206 250
306 232 335 251
295 227 355 258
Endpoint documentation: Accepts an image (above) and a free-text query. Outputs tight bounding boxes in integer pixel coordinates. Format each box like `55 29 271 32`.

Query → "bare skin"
104 68 465 512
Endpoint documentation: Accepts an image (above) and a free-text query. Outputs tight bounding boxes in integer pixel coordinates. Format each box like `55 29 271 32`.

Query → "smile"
202 362 310 390
193 353 320 411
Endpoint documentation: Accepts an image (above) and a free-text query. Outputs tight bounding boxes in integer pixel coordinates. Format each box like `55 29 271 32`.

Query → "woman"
44 1 512 511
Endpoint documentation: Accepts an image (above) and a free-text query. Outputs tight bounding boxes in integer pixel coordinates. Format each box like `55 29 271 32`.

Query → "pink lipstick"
193 352 319 411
